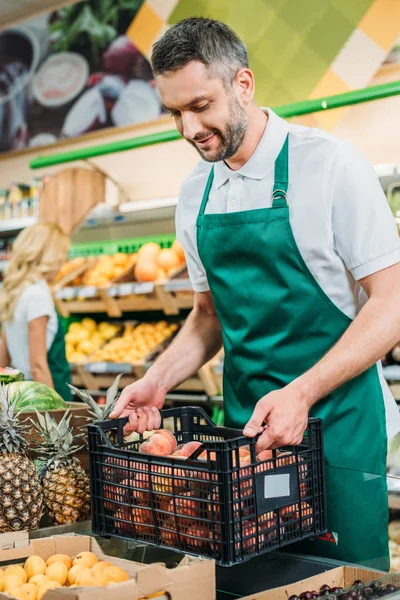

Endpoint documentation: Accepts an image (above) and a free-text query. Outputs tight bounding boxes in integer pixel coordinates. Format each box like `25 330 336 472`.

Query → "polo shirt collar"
213 108 289 189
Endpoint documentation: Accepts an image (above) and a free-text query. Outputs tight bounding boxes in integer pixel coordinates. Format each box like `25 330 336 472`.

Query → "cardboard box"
0 534 215 600
241 565 400 599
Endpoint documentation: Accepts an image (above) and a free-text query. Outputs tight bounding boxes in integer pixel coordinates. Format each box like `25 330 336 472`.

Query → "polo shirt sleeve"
331 142 400 281
175 163 210 293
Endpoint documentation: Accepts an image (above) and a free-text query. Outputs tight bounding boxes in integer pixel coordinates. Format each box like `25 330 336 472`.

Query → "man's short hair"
151 17 249 84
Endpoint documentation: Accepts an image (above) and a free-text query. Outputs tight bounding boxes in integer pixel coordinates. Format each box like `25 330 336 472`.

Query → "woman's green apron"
47 314 71 401
196 135 389 569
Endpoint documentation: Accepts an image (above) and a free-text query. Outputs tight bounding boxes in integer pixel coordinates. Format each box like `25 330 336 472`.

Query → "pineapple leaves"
68 384 98 413
106 373 123 411
69 373 124 421
0 384 31 454
31 409 85 464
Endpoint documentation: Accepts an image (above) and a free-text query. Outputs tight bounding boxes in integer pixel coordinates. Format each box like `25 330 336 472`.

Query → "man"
111 18 400 568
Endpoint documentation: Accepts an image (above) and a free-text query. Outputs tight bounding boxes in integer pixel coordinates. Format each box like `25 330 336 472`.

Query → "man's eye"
193 104 209 112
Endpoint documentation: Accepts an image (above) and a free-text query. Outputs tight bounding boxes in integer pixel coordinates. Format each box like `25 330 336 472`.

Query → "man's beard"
190 95 248 163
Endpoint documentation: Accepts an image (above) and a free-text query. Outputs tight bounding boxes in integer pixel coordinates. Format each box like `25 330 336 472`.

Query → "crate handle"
160 406 216 427
88 417 129 447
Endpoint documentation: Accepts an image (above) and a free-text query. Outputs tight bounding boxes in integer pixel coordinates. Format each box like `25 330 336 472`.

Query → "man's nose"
181 112 202 141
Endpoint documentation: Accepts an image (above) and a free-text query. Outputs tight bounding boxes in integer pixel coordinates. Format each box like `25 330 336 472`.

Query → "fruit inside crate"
88 408 326 567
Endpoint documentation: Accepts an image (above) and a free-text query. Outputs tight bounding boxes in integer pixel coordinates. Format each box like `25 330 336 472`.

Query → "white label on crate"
264 474 290 499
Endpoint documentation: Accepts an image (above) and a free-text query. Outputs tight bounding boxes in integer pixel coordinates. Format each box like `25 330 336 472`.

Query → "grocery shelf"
71 365 219 396
53 283 193 317
0 216 37 235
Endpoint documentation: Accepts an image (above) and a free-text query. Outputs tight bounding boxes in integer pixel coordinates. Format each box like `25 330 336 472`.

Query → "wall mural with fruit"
0 0 163 153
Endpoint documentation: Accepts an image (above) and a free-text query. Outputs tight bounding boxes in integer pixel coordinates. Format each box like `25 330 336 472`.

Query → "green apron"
196 135 389 569
47 314 72 402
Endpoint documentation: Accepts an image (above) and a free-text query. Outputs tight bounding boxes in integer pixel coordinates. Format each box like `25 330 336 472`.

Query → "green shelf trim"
30 80 400 170
69 233 176 257
30 130 182 169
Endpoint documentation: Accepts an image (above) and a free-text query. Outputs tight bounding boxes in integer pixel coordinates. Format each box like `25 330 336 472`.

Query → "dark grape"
385 584 397 592
370 580 382 591
310 592 319 598
331 588 344 594
363 587 373 597
320 586 331 593
300 593 314 600
288 596 299 600
353 580 363 588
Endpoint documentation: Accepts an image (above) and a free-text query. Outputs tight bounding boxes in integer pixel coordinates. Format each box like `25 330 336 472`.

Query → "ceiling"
0 0 79 29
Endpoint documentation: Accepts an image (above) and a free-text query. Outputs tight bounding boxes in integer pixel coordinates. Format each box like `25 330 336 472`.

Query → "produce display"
288 580 398 599
54 257 86 285
7 381 66 412
0 552 130 599
32 411 91 525
65 318 120 364
83 253 137 287
88 321 179 364
0 386 43 532
134 240 185 283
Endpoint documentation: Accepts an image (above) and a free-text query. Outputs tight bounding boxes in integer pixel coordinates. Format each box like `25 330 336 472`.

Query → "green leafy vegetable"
49 0 144 62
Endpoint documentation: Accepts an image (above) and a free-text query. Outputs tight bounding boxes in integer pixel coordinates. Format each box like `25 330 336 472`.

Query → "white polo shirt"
176 108 400 440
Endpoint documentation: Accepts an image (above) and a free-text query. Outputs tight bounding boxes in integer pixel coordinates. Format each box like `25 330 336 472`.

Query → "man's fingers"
136 408 149 435
143 406 157 431
255 428 275 453
243 399 270 437
110 386 135 418
152 407 162 430
123 411 138 436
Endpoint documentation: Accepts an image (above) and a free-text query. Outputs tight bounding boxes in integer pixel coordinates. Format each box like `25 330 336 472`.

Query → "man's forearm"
145 302 222 393
294 292 400 406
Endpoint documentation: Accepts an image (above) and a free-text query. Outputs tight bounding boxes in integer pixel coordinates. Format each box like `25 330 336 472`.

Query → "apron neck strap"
199 167 214 216
272 134 289 208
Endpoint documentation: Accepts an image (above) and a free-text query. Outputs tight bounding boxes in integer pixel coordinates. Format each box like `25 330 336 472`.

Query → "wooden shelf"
71 360 220 397
54 284 193 317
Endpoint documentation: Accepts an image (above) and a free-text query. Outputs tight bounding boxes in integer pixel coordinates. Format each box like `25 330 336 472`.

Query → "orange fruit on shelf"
75 569 108 587
172 240 185 263
45 563 68 586
46 554 72 570
104 566 129 583
5 566 28 584
135 259 159 282
72 551 99 569
37 581 61 600
24 556 46 580
28 576 49 588
67 564 89 586
157 249 180 273
138 242 161 261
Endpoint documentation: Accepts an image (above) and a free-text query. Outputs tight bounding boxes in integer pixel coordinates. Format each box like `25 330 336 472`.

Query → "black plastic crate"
88 407 326 566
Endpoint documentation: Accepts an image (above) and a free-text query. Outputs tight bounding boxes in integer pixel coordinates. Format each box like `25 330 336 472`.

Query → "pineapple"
32 411 91 524
68 373 123 423
0 386 43 531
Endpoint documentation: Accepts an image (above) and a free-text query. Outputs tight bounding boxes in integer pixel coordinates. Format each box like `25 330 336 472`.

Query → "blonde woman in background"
0 223 71 400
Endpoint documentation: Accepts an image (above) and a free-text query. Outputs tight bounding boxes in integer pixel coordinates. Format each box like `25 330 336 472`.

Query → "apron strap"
272 134 289 208
198 167 215 216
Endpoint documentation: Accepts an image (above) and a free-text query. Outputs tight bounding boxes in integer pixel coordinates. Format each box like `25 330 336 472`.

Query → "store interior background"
2 0 400 579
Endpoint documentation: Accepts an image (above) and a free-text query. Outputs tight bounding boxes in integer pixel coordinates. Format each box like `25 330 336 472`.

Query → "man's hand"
243 385 311 452
110 375 166 435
